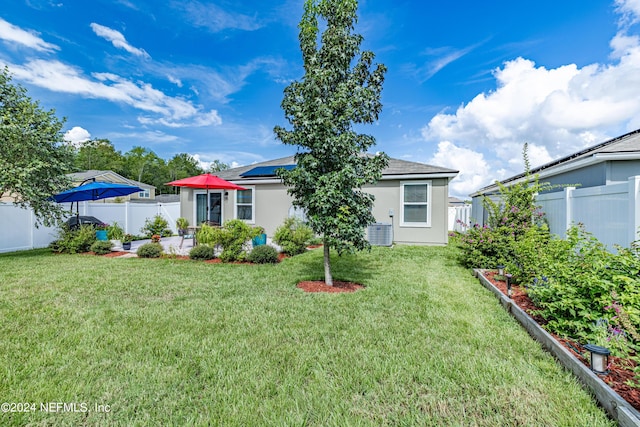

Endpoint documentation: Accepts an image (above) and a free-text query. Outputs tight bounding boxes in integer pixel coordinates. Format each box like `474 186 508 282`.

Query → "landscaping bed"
478 269 640 424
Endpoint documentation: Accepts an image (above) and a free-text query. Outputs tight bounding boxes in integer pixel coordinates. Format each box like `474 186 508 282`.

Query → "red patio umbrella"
166 173 247 224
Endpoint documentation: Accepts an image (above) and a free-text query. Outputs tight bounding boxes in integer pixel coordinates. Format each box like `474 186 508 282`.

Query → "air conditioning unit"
367 223 393 246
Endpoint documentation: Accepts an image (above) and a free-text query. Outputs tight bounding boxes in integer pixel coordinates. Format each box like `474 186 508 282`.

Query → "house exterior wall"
365 178 450 245
179 188 195 224
224 183 294 236
178 178 452 245
608 160 640 183
537 163 606 193
471 196 486 225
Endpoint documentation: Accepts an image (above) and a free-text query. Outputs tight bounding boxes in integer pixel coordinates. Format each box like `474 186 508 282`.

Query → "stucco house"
177 155 458 245
69 170 156 202
470 128 640 248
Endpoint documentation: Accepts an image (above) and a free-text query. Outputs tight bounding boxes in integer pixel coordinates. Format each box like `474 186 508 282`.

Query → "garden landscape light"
497 265 505 276
505 274 513 298
583 344 610 375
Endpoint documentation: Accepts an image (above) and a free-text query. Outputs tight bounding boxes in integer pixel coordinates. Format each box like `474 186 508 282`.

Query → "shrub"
107 222 125 240
50 224 97 254
136 242 163 258
176 217 189 231
189 244 216 261
526 225 622 341
454 144 553 270
248 245 279 264
196 223 218 245
451 224 513 269
141 215 172 238
90 240 114 255
273 217 314 256
204 219 263 262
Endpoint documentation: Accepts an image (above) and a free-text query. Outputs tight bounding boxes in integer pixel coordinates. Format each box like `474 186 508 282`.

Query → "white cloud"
179 1 262 32
409 41 487 83
422 0 640 195
0 18 58 52
167 75 183 87
191 151 263 171
90 23 150 58
429 141 493 198
107 130 179 144
5 59 222 128
63 126 91 147
138 110 222 128
616 0 640 28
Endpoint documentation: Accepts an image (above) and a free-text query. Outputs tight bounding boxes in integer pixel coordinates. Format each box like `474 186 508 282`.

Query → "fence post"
629 176 640 246
125 202 130 234
563 186 575 238
29 207 35 250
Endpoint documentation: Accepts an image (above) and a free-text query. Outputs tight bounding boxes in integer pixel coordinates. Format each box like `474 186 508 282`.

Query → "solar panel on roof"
240 165 296 177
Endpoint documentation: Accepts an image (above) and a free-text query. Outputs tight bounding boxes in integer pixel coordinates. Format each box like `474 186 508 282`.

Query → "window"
138 189 150 198
235 187 254 223
401 181 431 227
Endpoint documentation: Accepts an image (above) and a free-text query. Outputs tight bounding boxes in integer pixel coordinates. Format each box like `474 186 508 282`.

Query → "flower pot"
96 230 108 241
122 242 132 250
252 233 267 247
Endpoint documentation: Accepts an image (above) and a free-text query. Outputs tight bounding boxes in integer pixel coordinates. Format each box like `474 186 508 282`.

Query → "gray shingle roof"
216 155 457 181
68 170 155 189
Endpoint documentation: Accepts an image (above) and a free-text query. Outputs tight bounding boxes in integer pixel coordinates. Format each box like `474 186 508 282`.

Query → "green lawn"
0 246 613 426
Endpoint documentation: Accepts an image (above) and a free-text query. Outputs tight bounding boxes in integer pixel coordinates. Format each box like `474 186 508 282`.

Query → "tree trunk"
323 237 333 286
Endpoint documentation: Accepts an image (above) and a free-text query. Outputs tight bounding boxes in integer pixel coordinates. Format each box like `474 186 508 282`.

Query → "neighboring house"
470 128 640 248
69 170 156 202
448 196 467 207
155 194 180 204
177 156 458 245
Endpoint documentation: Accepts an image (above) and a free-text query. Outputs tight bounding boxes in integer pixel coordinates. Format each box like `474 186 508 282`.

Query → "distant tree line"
73 139 229 195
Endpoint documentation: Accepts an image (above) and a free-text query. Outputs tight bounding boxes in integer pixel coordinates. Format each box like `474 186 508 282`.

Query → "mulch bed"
483 270 640 412
297 280 364 293
102 251 129 257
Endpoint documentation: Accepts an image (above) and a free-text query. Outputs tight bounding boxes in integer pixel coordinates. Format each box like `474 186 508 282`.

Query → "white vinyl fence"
448 205 472 232
0 201 180 253
537 175 640 250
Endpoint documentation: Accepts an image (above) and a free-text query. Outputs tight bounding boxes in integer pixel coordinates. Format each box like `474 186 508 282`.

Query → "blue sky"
2 0 640 198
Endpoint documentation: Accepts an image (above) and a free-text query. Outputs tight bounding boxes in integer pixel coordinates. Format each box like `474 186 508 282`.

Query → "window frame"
234 186 255 224
138 189 151 199
400 180 432 227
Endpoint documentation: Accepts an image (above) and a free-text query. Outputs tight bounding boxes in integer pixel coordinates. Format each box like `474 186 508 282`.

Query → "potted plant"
251 226 267 247
95 223 109 241
122 234 133 250
176 217 189 236
107 222 125 248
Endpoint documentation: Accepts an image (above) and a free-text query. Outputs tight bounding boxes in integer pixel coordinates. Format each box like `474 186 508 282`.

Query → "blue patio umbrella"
52 181 143 203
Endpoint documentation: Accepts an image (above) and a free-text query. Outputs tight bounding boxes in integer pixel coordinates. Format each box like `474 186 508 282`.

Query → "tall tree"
123 146 167 192
167 153 204 193
208 159 230 173
75 138 124 173
274 0 388 285
0 68 74 226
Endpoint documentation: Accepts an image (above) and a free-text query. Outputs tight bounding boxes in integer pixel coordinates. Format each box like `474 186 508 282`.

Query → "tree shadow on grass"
0 248 52 259
290 248 376 286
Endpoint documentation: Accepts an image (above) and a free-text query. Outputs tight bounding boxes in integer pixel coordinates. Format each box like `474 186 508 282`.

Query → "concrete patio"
113 235 280 257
